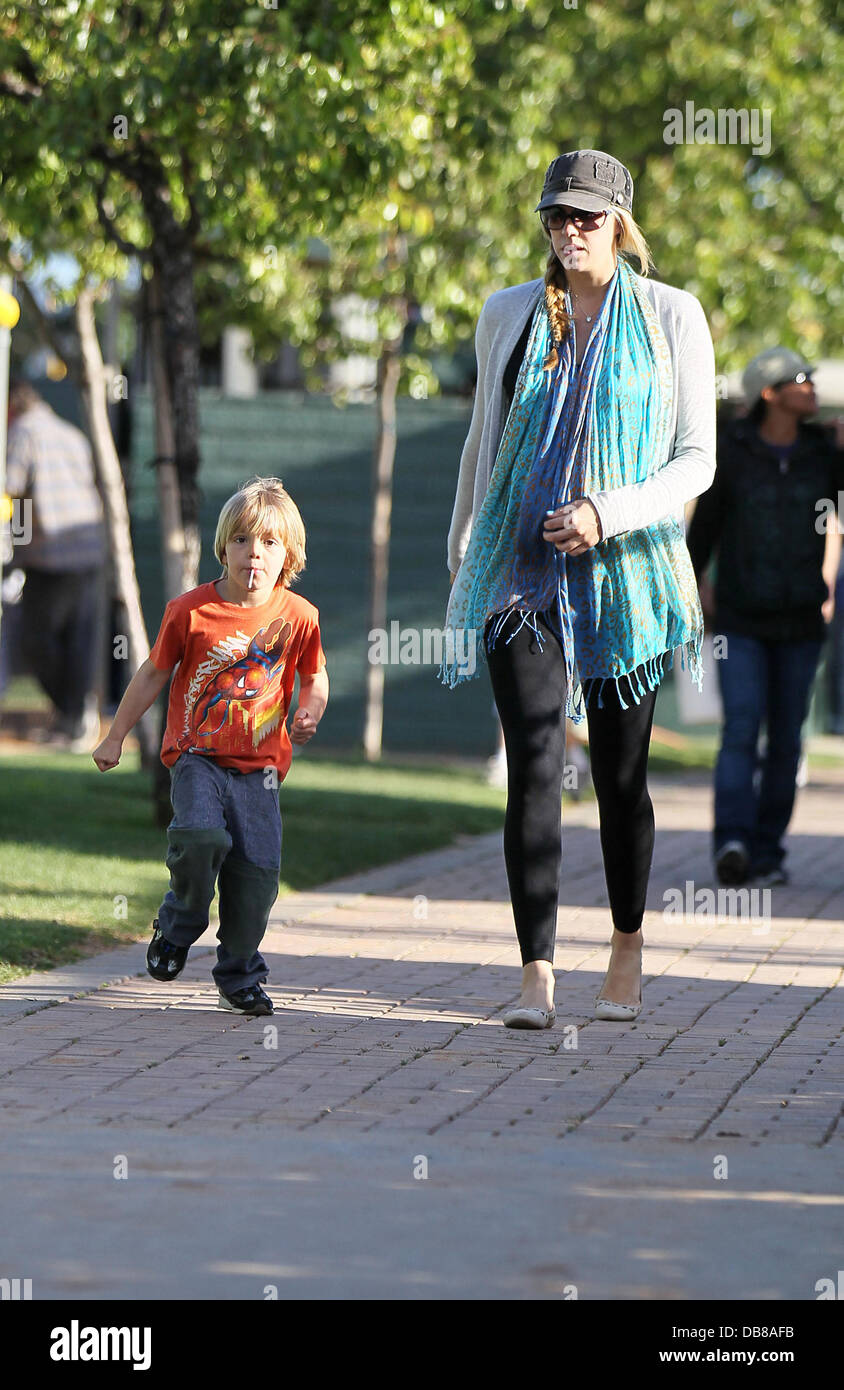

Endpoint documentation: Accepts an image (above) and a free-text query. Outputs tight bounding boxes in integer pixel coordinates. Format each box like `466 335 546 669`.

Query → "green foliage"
0 0 841 382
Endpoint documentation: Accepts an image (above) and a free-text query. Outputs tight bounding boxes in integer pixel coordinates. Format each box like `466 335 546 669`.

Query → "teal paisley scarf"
440 258 704 723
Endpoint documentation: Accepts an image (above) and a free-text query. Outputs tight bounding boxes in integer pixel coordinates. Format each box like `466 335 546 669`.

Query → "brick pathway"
1 768 842 1298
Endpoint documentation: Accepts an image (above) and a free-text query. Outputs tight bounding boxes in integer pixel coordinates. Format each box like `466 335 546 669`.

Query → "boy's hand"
92 736 123 771
290 708 317 744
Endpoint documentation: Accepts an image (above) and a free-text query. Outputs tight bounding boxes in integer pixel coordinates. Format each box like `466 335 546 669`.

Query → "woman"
442 149 716 1027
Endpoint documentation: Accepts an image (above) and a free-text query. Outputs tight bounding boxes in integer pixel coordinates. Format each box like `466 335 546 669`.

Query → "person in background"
827 542 844 737
5 379 106 750
0 495 26 698
687 349 844 889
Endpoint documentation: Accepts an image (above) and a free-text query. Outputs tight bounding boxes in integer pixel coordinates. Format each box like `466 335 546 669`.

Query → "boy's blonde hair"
214 476 306 588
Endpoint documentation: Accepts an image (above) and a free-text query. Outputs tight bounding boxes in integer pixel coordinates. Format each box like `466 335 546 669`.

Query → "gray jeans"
156 752 282 994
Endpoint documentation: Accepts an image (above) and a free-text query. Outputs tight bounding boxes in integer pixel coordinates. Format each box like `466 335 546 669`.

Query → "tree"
0 0 548 758
0 1 474 585
2 0 840 765
7 269 160 764
315 0 844 751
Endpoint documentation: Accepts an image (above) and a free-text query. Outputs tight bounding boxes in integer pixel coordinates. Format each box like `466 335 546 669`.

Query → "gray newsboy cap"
535 149 634 215
742 347 814 406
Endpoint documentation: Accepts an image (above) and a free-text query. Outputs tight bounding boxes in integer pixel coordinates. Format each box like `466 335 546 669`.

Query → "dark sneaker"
715 840 749 885
146 919 189 981
751 865 789 888
216 984 274 1016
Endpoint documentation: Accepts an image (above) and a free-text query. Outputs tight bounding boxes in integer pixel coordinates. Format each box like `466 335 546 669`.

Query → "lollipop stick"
248 568 255 590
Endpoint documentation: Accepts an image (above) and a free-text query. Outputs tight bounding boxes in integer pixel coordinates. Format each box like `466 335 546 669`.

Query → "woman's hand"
543 499 602 556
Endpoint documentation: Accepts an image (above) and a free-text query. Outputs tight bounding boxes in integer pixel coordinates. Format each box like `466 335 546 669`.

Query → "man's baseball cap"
742 347 815 406
535 149 634 215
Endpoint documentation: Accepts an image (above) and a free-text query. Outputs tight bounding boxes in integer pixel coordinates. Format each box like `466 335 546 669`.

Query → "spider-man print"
184 616 293 749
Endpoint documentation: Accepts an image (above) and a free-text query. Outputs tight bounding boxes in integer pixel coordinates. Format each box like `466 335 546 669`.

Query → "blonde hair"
541 207 655 373
214 475 306 588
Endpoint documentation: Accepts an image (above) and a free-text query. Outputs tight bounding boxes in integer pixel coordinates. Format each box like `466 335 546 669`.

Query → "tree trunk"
138 183 203 822
146 270 188 601
147 236 201 587
161 251 201 588
75 287 158 765
363 339 402 761
145 269 192 824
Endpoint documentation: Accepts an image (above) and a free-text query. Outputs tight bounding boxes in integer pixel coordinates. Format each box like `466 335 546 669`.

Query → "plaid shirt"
5 401 105 571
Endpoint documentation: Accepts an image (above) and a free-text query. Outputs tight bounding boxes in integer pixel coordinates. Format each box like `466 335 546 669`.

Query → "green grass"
645 733 844 774
647 736 717 773
1 675 50 709
0 748 505 984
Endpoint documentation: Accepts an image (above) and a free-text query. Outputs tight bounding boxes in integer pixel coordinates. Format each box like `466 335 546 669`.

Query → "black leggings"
486 610 658 963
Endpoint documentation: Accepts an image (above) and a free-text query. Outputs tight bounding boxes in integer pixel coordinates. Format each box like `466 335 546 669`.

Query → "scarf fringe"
437 625 482 689
438 604 547 687
438 654 464 690
439 610 705 745
486 605 548 654
564 632 703 725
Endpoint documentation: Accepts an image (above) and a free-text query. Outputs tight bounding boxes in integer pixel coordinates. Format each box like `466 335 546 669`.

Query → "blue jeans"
157 752 282 994
827 571 844 734
714 631 823 870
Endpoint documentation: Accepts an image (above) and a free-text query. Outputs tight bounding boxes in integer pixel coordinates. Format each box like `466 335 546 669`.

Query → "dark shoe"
217 983 274 1016
715 840 749 885
146 919 189 981
751 865 789 888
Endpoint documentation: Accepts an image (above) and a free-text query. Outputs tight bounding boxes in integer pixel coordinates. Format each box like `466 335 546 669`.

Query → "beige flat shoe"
594 997 641 1021
595 948 642 1021
501 1005 556 1029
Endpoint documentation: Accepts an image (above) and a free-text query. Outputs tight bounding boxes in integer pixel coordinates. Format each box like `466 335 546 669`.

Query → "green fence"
130 389 510 756
127 388 832 754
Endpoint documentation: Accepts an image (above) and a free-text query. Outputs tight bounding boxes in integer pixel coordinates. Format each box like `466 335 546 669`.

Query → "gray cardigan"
447 272 717 575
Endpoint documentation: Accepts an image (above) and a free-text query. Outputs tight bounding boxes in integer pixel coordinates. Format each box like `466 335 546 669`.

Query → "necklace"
569 286 605 324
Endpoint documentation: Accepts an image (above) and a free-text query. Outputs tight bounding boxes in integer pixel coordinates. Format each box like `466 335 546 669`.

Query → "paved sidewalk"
1 769 842 1299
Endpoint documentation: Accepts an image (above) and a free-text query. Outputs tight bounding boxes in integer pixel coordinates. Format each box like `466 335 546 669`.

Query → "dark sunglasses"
772 372 812 390
540 205 610 232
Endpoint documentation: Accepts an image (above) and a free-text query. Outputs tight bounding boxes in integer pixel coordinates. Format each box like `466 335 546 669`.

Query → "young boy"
93 476 328 1016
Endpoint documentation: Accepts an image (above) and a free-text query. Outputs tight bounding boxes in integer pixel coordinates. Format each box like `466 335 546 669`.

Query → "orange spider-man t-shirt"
149 581 326 780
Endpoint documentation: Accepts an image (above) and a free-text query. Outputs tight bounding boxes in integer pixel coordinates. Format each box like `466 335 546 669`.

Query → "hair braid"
542 248 571 374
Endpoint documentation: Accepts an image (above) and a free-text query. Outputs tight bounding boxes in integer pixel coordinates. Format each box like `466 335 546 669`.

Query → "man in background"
687 348 844 889
5 379 105 750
